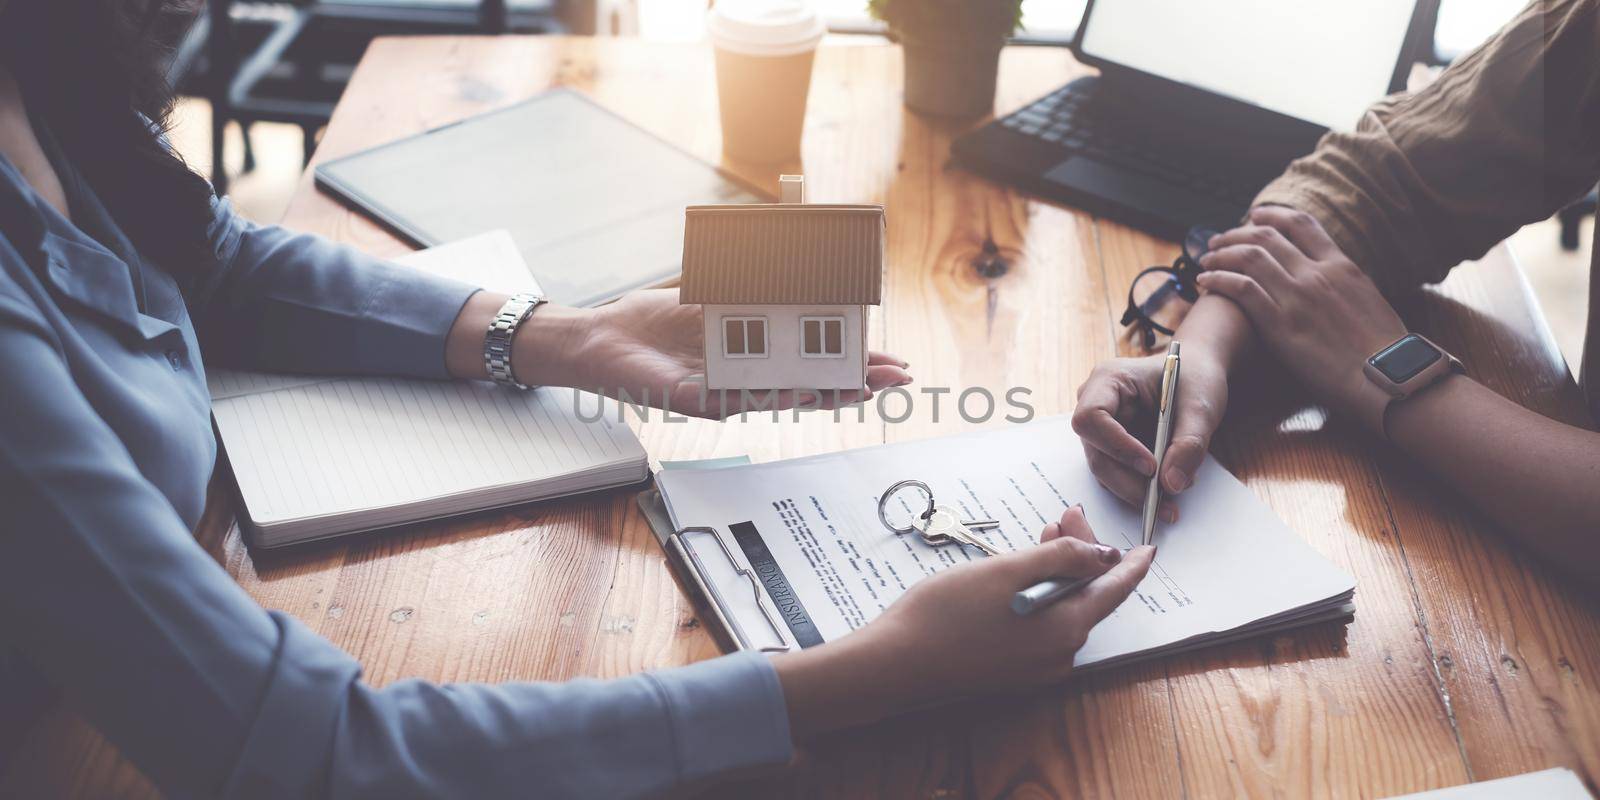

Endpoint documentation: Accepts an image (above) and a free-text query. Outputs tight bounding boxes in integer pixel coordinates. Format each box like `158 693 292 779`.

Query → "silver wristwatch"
484 292 546 389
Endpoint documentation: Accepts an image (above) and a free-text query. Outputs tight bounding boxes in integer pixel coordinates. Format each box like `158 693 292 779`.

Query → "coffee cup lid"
706 0 826 57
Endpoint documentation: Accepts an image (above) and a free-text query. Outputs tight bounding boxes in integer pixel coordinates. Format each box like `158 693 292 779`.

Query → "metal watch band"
484 292 546 390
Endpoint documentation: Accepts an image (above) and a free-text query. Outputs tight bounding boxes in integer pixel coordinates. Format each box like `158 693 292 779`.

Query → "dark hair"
0 0 216 274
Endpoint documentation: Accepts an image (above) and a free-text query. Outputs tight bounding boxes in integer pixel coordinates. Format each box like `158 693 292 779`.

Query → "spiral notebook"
210 231 649 548
639 418 1355 667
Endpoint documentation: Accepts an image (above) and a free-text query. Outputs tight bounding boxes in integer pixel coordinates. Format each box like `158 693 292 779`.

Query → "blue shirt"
0 122 792 797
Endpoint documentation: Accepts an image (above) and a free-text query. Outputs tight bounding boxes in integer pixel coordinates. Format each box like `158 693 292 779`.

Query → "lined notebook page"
208 230 647 541
213 381 636 524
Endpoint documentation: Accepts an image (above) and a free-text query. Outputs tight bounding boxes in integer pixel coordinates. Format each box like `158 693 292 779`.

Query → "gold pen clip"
1158 341 1181 412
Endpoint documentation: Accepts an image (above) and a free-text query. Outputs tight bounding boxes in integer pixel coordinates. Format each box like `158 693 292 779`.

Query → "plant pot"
898 34 1005 118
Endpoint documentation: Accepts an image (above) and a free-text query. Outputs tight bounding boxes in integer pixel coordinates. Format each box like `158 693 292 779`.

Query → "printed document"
657 417 1354 666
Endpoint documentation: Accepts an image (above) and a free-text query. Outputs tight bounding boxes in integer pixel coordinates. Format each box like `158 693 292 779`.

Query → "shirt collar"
0 126 177 342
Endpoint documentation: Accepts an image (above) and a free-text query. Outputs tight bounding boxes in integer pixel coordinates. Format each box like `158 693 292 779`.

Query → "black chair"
1558 190 1599 252
159 2 259 176
198 0 637 194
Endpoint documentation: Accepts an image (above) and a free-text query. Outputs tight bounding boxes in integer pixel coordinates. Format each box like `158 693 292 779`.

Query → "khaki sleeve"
1254 0 1600 296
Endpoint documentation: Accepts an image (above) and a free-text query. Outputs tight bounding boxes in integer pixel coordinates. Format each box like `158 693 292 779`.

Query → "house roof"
679 204 884 305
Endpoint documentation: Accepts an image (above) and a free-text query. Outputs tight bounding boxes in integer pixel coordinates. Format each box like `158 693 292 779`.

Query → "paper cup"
707 0 825 164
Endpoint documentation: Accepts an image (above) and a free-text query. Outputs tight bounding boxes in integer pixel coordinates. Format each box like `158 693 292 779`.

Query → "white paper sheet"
1383 769 1592 800
656 417 1355 665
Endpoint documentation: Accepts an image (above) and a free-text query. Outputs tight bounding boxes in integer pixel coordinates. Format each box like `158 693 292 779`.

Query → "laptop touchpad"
1044 157 1235 228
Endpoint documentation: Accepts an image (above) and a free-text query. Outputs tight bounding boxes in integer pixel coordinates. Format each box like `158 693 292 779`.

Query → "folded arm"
1254 0 1600 298
1194 206 1600 586
1078 0 1600 581
1195 0 1600 581
1199 0 1600 370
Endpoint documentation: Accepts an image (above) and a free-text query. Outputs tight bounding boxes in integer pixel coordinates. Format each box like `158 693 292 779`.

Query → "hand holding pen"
1014 341 1180 615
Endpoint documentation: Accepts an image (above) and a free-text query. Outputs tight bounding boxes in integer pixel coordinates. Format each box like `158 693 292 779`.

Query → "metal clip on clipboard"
666 526 792 653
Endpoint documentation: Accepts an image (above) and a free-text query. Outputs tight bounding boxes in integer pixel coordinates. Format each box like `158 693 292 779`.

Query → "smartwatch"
1358 333 1464 437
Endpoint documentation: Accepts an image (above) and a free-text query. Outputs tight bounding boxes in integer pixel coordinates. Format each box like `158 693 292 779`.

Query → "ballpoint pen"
1143 340 1182 547
1013 341 1180 616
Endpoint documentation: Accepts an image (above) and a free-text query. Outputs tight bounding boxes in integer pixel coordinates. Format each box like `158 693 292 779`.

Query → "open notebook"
210 231 648 548
645 417 1355 667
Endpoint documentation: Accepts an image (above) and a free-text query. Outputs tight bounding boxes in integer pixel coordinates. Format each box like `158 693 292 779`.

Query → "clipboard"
637 488 791 654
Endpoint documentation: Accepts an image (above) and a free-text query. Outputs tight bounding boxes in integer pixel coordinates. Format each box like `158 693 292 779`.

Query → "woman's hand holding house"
529 288 912 419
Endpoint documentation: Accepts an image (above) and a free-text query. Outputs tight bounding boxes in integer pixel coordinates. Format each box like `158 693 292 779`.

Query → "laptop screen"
1078 0 1418 131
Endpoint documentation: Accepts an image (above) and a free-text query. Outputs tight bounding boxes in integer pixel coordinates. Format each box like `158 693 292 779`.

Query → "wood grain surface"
7 37 1597 800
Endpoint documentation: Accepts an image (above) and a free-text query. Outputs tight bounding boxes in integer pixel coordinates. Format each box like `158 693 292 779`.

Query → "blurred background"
160 0 1588 372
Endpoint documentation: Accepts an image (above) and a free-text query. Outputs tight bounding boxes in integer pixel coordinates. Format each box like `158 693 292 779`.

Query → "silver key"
915 506 1001 556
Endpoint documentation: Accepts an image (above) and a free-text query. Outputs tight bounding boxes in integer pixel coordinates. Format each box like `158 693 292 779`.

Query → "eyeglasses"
1120 226 1218 350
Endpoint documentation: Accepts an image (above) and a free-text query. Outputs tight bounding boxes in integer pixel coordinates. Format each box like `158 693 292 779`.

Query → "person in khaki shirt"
1072 0 1600 584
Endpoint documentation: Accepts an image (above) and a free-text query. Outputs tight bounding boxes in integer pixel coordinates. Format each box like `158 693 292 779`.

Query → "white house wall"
702 304 866 391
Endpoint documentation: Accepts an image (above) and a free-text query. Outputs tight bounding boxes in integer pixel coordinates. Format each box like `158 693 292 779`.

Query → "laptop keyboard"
998 82 1260 208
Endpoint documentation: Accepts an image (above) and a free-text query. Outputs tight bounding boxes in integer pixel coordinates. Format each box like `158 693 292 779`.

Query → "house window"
723 316 768 358
800 316 845 358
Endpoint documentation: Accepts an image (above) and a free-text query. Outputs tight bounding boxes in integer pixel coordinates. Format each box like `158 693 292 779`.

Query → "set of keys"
877 479 1001 556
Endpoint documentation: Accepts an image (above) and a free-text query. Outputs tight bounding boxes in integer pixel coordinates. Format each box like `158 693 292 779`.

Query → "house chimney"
779 174 805 204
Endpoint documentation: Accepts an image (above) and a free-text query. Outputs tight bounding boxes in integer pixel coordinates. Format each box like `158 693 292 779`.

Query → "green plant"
867 0 1026 36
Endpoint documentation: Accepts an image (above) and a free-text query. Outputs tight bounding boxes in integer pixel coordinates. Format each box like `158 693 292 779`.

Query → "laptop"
952 0 1433 239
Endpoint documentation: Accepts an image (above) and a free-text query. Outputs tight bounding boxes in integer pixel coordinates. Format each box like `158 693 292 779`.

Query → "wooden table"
12 37 1599 799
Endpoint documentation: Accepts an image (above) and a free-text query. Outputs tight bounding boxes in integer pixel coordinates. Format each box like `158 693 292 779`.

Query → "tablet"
314 88 769 307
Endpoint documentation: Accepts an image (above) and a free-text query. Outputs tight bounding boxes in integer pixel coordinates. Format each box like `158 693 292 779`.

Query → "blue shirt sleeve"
183 197 479 379
0 276 794 797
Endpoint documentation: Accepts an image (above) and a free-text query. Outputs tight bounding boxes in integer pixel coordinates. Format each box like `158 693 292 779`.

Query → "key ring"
878 479 935 535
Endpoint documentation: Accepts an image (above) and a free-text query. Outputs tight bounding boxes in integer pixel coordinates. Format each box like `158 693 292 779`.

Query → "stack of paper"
210 231 648 547
654 417 1355 667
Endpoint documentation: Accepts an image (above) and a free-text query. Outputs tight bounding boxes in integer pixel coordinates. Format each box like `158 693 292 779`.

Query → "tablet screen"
316 89 766 307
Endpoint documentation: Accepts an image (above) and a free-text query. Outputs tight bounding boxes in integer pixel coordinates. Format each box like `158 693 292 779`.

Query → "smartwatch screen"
1370 335 1441 383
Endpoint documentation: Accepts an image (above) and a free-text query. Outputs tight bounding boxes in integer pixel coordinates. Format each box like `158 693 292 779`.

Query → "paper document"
656 417 1355 666
1383 769 1592 800
210 230 648 546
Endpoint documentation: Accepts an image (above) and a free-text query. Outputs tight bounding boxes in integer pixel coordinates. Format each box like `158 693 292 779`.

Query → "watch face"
1370 335 1441 383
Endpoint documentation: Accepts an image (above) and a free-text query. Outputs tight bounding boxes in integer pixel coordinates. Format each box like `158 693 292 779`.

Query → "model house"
681 176 886 391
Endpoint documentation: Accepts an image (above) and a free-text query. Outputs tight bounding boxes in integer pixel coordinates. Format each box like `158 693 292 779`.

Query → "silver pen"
1011 573 1095 615
1142 340 1181 547
1013 341 1180 616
